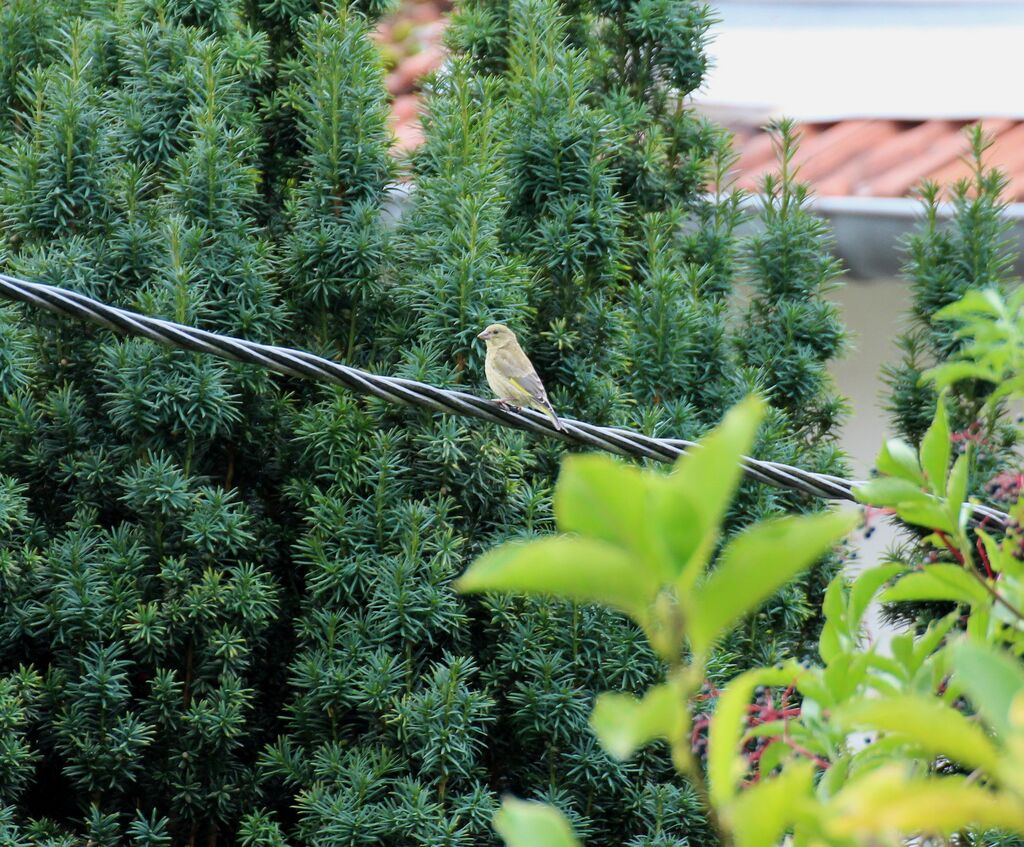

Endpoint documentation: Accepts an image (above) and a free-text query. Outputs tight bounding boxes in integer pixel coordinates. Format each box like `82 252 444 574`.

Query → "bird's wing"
506 361 550 404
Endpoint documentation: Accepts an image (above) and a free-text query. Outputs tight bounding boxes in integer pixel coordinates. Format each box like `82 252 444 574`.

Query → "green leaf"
669 395 766 588
554 455 668 577
912 611 960 666
455 537 656 624
976 528 1020 578
822 577 845 626
880 565 990 607
946 450 970 520
708 662 805 807
875 440 924 485
919 395 950 494
820 755 851 800
590 682 686 761
925 361 998 391
726 763 815 847
648 489 704 585
822 651 869 704
950 638 1024 740
818 620 841 664
687 510 858 656
493 798 582 847
837 695 1002 775
894 500 955 534
753 739 790 776
818 576 850 663
853 477 928 508
827 768 1023 837
848 562 905 633
933 288 1004 320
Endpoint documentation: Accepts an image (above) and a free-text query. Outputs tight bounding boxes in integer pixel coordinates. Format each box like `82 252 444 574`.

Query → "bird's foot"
494 399 522 413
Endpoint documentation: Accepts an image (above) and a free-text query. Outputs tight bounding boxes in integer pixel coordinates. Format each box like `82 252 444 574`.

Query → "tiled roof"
378 3 1024 201
375 0 449 151
731 119 1024 200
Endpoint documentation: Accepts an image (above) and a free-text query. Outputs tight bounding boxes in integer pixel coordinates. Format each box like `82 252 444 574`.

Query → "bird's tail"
539 400 566 432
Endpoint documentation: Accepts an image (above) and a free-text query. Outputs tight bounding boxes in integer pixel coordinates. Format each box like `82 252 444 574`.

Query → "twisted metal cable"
0 272 1010 531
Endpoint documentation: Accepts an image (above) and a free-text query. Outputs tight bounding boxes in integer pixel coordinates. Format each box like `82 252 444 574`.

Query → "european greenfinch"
477 324 566 432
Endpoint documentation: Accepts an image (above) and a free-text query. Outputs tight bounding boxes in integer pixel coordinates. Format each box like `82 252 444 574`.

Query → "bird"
477 324 566 432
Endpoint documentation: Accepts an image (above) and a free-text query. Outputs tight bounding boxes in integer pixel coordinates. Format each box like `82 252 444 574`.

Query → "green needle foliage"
0 0 847 843
883 128 1021 633
886 127 1018 469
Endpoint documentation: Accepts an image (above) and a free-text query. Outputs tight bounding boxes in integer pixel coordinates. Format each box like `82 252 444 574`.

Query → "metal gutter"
739 194 1024 279
801 196 1024 279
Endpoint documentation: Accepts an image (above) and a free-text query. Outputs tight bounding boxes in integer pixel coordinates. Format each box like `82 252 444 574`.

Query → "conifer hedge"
0 0 847 843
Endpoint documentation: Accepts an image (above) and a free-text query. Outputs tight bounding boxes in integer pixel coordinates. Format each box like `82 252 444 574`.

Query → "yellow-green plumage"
477 324 566 432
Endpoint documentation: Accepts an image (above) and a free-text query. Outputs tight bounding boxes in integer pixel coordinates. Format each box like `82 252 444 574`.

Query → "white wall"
828 278 914 645
701 2 1024 120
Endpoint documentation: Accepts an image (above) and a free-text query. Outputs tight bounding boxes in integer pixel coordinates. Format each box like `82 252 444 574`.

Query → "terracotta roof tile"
733 127 781 174
798 121 902 183
928 120 1024 188
739 121 905 191
817 120 959 196
862 118 1016 197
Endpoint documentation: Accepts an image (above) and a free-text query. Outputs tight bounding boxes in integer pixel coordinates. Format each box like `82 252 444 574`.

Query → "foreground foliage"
460 289 1024 845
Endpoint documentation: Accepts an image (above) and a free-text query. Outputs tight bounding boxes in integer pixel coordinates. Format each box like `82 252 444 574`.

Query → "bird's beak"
476 331 486 340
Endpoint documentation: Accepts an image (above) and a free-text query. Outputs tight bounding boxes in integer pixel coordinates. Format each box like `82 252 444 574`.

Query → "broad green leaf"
894 500 955 534
976 528 1020 578
822 651 869 704
648 488 704 584
919 395 950 494
925 361 998 391
818 575 852 663
708 662 804 807
754 739 789 776
848 562 905 632
875 440 924 485
822 577 845 626
864 652 905 684
951 638 1024 741
913 611 960 663
493 798 582 847
687 510 858 656
726 763 815 847
590 682 686 761
554 455 667 575
819 755 851 800
967 605 993 641
669 395 766 588
827 767 1023 837
818 620 841 664
933 288 1004 319
455 537 656 624
880 565 991 607
946 450 970 519
853 477 929 509
837 695 1002 775
890 632 913 670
